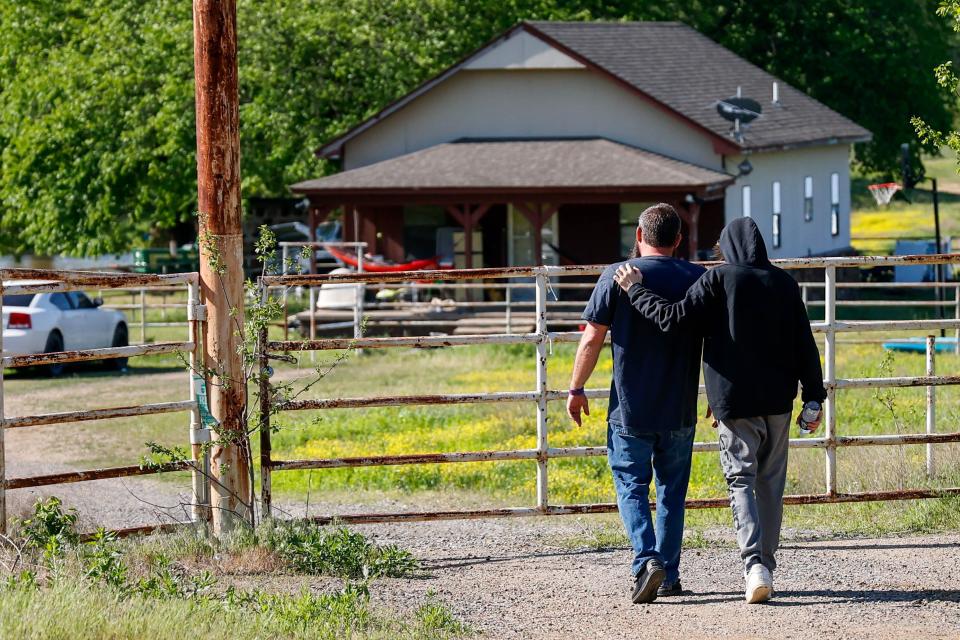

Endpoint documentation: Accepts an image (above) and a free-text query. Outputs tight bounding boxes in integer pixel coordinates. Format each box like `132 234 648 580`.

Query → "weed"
260 521 420 579
2 570 38 591
82 529 128 590
17 497 79 561
554 521 629 550
415 591 471 637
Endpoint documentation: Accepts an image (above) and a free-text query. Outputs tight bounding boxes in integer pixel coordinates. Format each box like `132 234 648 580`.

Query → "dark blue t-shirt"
582 256 706 433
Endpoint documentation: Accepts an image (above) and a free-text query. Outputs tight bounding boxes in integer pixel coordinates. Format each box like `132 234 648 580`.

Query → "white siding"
724 145 852 257
464 30 584 70
344 68 721 170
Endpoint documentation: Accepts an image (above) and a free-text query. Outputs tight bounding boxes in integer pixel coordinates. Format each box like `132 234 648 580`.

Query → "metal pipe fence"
0 268 210 535
274 260 960 346
257 254 960 524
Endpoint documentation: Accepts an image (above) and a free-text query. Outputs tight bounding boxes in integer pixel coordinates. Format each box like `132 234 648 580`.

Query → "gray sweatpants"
717 412 791 573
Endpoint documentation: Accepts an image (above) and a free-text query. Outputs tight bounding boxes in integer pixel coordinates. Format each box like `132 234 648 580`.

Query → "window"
741 185 752 217
403 205 446 259
803 176 814 221
772 181 782 249
1 294 34 307
67 291 95 309
49 293 71 310
830 172 840 236
619 203 655 258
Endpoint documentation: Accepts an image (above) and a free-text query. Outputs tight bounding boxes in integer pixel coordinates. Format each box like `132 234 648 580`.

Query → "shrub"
260 521 420 579
17 497 79 558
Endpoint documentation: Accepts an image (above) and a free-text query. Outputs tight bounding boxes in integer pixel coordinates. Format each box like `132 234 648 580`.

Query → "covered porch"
291 139 733 268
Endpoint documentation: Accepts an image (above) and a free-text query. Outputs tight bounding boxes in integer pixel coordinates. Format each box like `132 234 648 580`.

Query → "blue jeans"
607 423 696 583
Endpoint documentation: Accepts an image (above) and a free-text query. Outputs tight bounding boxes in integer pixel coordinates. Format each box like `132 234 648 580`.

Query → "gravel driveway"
352 518 960 640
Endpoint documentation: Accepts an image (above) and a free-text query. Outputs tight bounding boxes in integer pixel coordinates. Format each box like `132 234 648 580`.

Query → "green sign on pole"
193 373 219 429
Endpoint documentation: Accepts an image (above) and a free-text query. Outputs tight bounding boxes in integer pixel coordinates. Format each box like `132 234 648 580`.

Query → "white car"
2 282 129 376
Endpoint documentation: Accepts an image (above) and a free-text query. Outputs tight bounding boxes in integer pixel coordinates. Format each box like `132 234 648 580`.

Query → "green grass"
922 147 960 190
0 501 468 640
264 341 960 525
0 582 468 640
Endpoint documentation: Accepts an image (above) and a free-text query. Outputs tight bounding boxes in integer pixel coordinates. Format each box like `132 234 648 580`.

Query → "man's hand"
567 393 590 427
613 263 643 292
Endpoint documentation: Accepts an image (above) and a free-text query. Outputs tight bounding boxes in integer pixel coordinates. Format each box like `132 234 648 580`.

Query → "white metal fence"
0 269 210 535
257 254 960 524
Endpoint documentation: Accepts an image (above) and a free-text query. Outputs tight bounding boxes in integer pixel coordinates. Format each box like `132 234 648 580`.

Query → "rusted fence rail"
0 268 210 535
257 254 960 524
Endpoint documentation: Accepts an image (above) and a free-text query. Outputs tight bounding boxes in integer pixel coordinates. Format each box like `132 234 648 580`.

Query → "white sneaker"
744 564 773 604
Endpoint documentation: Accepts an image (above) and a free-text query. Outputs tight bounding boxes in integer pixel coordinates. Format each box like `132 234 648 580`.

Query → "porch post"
447 204 492 269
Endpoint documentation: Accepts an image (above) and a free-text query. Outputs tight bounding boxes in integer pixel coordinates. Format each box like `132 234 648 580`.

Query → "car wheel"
43 331 65 377
109 323 129 371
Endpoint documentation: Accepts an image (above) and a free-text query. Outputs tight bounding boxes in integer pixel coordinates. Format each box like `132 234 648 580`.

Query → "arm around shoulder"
626 273 713 332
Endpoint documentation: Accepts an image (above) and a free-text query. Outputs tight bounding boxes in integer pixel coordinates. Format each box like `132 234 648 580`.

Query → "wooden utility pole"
193 0 250 534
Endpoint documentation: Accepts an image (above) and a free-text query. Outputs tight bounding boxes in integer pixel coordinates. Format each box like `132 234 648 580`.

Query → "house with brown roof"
291 21 871 268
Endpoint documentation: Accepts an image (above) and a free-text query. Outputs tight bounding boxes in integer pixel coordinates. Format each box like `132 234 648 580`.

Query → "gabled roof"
294 138 733 201
317 21 871 159
526 21 871 152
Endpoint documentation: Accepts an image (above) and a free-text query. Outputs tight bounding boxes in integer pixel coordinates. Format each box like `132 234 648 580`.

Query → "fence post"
505 284 513 334
823 266 838 496
140 288 147 344
354 249 364 341
801 282 809 310
954 284 959 356
187 281 211 526
535 271 549 511
0 304 6 535
281 244 289 344
258 282 272 520
926 335 936 479
309 287 316 340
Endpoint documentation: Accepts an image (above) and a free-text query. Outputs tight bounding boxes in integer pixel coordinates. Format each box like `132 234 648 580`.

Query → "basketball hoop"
868 182 901 206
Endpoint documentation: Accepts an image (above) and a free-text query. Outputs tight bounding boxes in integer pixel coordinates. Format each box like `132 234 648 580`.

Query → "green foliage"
1 499 460 639
914 1 960 176
2 0 952 255
414 592 471 638
0 554 465 640
17 497 80 559
260 521 420 579
237 584 374 637
82 529 129 590
140 441 190 470
0 0 196 256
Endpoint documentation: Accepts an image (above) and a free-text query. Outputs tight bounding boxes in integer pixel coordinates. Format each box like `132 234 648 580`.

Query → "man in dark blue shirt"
567 203 704 604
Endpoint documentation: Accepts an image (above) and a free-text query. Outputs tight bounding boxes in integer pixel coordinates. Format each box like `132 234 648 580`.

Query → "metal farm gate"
257 254 960 525
0 269 210 535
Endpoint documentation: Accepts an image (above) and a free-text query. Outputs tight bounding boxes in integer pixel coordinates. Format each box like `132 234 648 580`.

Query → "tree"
1 0 954 256
0 0 196 256
914 1 960 172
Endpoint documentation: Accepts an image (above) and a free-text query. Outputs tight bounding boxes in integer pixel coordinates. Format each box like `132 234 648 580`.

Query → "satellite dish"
716 96 762 124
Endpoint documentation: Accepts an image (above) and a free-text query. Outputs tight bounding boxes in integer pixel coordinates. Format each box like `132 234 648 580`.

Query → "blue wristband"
568 387 585 396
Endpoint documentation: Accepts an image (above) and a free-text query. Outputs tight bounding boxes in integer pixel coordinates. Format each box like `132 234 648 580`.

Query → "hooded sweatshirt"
626 217 826 420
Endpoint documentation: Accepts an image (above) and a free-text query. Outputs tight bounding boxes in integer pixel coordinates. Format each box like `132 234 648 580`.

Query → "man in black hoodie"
612 217 826 604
